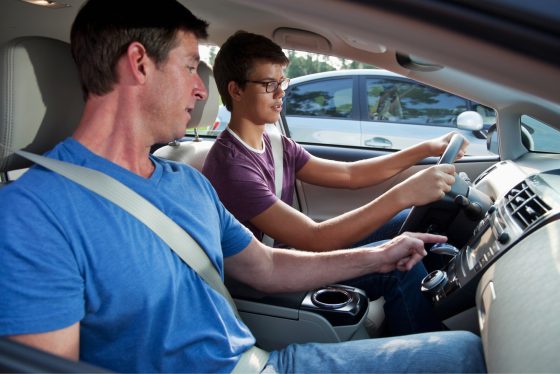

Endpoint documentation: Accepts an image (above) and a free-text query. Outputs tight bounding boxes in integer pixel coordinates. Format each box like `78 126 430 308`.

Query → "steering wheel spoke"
398 134 466 235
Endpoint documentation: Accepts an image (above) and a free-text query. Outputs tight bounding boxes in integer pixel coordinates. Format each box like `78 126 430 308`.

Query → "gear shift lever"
430 243 459 256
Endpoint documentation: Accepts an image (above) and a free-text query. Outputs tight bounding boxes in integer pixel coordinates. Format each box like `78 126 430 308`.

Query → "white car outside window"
283 69 496 156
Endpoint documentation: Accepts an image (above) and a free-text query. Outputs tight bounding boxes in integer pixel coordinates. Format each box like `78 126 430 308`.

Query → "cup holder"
311 287 353 309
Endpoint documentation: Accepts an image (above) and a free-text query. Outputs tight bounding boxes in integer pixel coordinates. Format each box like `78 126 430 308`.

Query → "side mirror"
456 111 484 131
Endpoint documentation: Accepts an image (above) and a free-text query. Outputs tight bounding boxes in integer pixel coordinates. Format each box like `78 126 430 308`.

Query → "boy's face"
236 61 287 126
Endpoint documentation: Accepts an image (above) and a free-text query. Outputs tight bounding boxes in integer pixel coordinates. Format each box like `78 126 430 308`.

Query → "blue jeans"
265 331 486 373
345 209 444 335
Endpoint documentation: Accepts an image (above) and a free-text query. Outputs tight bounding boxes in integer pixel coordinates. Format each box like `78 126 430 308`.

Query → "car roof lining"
1 0 559 127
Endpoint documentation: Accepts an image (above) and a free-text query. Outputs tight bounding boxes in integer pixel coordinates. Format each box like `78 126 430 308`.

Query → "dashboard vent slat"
505 181 550 230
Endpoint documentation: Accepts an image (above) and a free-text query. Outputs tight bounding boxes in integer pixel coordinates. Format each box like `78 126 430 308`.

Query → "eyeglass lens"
266 79 290 93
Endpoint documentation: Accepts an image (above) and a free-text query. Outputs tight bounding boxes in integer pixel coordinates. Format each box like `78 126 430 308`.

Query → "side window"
521 115 560 153
285 78 353 118
366 78 468 126
472 103 497 126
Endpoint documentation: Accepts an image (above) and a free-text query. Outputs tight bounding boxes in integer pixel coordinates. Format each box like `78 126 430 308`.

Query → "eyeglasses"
244 78 290 93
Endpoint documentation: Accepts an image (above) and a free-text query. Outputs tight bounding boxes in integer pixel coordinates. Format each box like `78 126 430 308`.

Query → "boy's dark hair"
213 31 289 111
71 0 208 98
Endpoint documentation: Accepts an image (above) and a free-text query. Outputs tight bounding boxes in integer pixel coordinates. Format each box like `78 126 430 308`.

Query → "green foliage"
340 58 376 70
207 46 218 66
285 50 336 78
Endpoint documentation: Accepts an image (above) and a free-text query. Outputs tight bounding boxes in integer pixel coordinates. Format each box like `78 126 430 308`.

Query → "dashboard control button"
498 232 510 244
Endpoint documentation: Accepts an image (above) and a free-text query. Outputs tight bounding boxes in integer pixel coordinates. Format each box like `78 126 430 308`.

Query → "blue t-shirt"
0 138 255 373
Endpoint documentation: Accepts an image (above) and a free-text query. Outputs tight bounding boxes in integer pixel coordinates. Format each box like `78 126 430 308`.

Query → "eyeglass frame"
243 78 290 93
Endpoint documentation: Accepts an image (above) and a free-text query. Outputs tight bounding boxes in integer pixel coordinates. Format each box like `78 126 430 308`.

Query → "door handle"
365 137 392 148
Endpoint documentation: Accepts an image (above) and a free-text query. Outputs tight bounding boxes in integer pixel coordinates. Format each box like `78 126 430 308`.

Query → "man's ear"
126 41 152 84
228 81 243 103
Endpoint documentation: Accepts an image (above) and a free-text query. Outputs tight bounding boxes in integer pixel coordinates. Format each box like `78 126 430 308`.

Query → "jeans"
264 331 486 373
345 209 444 335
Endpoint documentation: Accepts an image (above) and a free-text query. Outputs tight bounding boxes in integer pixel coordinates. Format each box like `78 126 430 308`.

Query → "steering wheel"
398 134 466 235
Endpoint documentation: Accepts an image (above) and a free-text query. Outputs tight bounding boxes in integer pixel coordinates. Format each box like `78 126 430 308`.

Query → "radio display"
466 225 497 270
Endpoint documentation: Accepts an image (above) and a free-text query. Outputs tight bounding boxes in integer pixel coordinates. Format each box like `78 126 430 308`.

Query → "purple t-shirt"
202 128 311 242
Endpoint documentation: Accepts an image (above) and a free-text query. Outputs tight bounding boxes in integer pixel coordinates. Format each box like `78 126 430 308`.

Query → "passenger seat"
0 36 83 186
153 61 220 171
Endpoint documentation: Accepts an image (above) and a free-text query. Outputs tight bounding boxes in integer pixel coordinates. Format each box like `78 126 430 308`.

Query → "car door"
283 75 361 147
287 140 497 225
359 75 491 156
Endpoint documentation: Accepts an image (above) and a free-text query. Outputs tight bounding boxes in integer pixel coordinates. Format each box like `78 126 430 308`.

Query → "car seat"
152 61 220 171
0 36 83 186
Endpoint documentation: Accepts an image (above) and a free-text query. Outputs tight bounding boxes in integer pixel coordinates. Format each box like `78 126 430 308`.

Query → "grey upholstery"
0 37 83 174
0 37 219 178
153 61 220 171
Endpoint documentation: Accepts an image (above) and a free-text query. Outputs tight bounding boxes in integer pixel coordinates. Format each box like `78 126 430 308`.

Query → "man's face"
236 61 286 126
146 30 208 142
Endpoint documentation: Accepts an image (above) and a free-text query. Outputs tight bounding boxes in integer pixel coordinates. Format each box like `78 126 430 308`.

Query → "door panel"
295 144 498 222
286 116 361 147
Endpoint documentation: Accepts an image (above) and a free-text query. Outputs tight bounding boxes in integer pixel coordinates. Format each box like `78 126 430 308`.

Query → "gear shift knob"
430 243 459 256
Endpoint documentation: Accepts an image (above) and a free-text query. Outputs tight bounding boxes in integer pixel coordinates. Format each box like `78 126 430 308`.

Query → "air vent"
505 181 550 230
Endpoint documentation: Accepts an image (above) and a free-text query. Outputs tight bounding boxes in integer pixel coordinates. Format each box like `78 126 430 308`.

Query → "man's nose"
194 74 208 101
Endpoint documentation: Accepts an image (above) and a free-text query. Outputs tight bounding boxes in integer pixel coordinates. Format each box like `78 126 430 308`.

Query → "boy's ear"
228 81 243 102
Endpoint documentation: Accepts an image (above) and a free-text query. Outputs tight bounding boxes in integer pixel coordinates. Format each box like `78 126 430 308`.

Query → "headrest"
187 60 220 129
0 37 84 172
0 37 218 173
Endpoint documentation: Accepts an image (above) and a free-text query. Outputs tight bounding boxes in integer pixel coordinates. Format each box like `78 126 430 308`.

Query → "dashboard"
422 159 560 318
411 154 560 372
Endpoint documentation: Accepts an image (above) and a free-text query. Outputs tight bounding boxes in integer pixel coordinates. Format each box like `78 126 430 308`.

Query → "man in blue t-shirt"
0 1 486 373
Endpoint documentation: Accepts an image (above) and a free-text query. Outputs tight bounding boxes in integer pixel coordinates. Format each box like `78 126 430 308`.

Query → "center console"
422 170 560 319
227 279 370 351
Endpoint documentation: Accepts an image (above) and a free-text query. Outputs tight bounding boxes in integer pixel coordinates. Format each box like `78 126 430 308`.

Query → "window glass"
366 78 468 126
521 115 560 153
285 78 353 118
186 45 498 157
472 103 497 126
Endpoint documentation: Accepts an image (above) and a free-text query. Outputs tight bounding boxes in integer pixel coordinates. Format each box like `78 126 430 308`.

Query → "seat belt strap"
15 150 269 373
262 123 283 247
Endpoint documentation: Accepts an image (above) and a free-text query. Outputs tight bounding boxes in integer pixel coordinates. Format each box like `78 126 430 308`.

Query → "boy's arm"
296 131 467 189
252 164 455 251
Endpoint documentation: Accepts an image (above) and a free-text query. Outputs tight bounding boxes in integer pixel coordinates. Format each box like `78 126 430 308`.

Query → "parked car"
1 0 560 373
206 70 496 155
283 69 495 155
207 104 230 135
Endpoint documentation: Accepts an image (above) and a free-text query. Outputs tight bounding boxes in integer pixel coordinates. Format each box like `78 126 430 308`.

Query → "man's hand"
371 232 447 273
393 164 456 207
424 132 470 160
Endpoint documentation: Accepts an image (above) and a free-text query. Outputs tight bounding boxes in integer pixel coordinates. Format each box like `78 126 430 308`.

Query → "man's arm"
252 163 456 251
7 322 80 361
296 131 468 189
224 232 445 294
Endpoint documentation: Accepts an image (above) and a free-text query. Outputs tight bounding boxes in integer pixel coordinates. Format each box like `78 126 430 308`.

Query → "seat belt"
262 123 283 247
15 150 270 374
